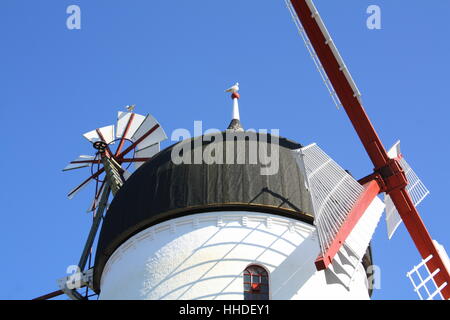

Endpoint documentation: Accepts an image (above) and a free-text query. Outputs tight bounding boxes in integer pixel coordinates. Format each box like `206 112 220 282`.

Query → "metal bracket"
358 172 385 192
359 158 408 194
376 158 408 193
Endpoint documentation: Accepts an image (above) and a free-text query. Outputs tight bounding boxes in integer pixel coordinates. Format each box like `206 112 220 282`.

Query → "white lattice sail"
297 144 362 254
384 141 430 239
293 143 384 282
407 241 450 300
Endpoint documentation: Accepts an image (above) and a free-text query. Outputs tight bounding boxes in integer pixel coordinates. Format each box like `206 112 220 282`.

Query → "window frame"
243 264 270 300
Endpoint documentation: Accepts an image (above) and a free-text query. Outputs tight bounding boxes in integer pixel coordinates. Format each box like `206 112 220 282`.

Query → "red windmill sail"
286 0 450 299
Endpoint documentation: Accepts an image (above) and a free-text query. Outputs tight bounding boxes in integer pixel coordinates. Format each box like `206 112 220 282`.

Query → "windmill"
33 2 449 301
36 108 168 299
63 109 167 205
285 0 450 299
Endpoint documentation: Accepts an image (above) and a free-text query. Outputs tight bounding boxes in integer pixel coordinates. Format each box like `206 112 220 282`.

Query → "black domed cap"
93 131 314 292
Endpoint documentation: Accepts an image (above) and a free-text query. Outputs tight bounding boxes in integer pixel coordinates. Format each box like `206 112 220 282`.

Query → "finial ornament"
126 105 136 112
225 82 239 94
225 82 243 131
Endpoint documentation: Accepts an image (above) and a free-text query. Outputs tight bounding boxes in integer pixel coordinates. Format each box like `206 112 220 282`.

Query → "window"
243 265 269 300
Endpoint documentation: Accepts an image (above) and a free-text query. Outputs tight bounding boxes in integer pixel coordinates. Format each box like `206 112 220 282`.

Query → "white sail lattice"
407 241 450 300
294 144 384 259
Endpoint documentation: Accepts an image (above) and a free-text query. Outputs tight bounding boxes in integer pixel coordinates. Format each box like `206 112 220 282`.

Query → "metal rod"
115 113 135 157
33 290 64 300
78 183 111 271
70 160 102 164
120 157 151 163
68 168 105 199
118 124 160 158
95 128 114 158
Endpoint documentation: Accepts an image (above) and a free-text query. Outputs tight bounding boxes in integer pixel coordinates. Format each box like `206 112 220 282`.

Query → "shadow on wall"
270 234 318 299
139 218 318 300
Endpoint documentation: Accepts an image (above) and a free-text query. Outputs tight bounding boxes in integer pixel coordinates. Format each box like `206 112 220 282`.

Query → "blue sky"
1 0 449 300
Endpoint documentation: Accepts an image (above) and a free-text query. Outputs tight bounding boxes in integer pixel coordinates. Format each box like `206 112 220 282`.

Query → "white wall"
99 211 370 300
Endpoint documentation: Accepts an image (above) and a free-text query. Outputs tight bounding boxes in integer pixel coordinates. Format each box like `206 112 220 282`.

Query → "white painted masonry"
99 211 370 300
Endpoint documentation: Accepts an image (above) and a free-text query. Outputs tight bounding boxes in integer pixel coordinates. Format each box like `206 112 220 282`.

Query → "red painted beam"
389 188 450 298
315 179 380 270
290 0 389 169
118 124 160 158
115 113 135 157
95 129 113 158
290 0 450 298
